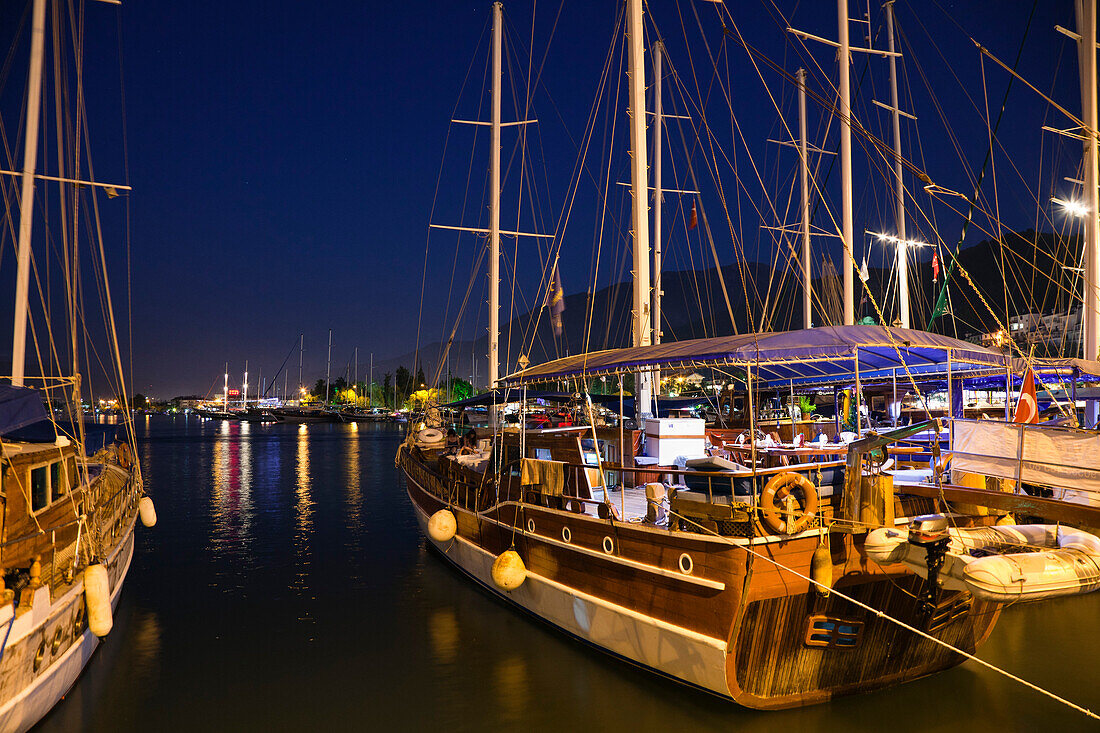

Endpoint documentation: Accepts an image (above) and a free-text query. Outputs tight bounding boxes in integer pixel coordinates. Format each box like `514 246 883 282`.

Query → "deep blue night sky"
0 0 1086 398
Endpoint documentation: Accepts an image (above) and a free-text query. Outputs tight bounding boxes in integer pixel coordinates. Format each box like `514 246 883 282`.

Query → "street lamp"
1053 196 1088 218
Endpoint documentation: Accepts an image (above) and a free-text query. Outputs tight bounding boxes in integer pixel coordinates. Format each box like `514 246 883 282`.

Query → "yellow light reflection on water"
293 423 315 631
296 423 313 532
346 423 361 527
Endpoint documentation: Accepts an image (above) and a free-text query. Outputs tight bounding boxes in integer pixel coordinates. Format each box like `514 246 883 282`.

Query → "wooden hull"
0 464 141 732
399 445 1001 708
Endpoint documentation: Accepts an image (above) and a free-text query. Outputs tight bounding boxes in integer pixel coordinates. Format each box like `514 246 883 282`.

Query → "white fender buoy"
84 564 112 637
138 496 157 528
811 541 833 597
428 509 457 543
491 550 526 591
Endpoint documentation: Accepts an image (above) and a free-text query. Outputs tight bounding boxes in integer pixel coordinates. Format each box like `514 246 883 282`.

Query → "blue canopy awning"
0 385 48 436
503 326 1012 387
5 419 118 456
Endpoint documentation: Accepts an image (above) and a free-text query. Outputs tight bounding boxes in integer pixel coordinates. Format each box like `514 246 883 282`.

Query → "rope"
0 610 15 668
667 507 1099 721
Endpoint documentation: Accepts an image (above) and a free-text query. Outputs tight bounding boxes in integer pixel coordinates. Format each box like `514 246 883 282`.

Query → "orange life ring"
117 442 132 470
760 471 819 535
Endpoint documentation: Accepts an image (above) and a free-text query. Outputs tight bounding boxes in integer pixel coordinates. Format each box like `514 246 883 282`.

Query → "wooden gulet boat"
402 0 1100 717
397 327 1084 709
0 1 155 729
0 412 146 731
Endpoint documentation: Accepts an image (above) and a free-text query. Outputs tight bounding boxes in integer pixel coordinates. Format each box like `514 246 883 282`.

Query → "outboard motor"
907 514 951 613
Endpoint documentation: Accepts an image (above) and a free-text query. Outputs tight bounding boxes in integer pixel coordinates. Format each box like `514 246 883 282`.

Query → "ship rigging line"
926 0 1039 328
666 508 1099 722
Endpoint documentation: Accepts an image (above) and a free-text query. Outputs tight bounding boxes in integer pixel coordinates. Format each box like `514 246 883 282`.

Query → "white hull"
0 510 137 733
408 482 732 697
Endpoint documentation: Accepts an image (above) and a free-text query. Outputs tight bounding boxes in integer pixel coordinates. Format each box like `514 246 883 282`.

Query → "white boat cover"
952 419 1100 506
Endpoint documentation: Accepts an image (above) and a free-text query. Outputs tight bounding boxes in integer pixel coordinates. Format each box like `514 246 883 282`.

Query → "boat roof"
0 385 48 436
503 325 1034 387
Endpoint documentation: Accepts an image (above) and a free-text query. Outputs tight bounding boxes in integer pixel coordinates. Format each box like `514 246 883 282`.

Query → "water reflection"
493 655 531 723
128 608 163 682
428 608 459 666
345 422 362 528
211 419 252 554
293 424 315 632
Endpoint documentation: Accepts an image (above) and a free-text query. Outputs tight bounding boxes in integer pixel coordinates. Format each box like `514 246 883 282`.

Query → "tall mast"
789 6 895 326
354 347 358 403
488 1 502 390
798 67 813 328
224 363 229 413
838 0 855 325
1078 0 1100 425
298 333 303 398
885 1 909 329
10 0 48 387
652 41 664 354
369 352 373 409
627 0 653 422
243 361 248 410
325 328 332 405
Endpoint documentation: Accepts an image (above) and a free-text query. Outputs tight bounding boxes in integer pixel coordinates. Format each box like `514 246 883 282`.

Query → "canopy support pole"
947 349 954 449
789 381 797 442
619 377 625 490
854 349 862 434
747 364 757 497
892 368 898 427
1072 367 1080 425
833 386 840 436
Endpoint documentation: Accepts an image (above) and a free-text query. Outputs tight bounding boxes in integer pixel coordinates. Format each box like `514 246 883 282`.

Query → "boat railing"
550 460 840 510
950 418 1100 508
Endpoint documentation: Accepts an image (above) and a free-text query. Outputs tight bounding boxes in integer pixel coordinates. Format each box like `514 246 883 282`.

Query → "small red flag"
688 200 698 230
1013 369 1039 424
932 249 940 282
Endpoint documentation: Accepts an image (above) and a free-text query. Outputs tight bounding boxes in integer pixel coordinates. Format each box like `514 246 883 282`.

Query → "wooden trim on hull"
399 447 1004 709
725 562 1001 708
407 491 734 698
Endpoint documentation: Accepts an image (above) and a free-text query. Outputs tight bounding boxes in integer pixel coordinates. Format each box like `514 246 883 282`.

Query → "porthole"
602 536 615 555
561 527 571 543
33 641 45 672
526 518 535 534
51 627 64 655
678 553 694 575
72 605 85 637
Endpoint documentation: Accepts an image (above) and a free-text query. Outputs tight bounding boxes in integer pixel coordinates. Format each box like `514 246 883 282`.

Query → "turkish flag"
1013 368 1039 424
932 250 940 282
688 200 697 230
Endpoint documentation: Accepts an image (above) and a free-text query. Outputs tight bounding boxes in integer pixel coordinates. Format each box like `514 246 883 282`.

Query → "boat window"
67 457 77 490
51 461 64 501
534 448 552 461
31 466 49 512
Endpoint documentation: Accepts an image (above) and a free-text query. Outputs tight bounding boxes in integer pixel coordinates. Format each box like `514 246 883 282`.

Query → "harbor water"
37 416 1100 731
